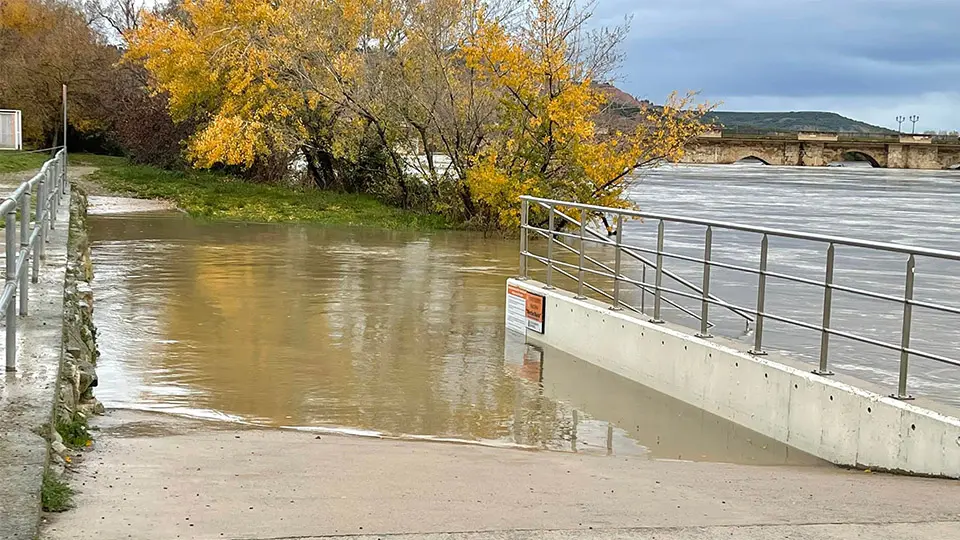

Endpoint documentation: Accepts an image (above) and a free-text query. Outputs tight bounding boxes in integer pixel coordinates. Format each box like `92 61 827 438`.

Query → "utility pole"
896 115 905 133
910 115 920 134
62 84 67 187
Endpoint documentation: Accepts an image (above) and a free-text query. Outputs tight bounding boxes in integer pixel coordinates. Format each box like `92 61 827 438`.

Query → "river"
620 164 960 404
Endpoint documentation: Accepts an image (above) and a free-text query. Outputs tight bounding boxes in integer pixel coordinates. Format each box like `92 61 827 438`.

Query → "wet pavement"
39 410 960 540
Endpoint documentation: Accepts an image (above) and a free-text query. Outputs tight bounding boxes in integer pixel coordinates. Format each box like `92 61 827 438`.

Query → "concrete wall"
507 278 960 478
939 148 960 168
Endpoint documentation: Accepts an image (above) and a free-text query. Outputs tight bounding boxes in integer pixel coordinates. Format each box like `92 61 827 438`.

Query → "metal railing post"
61 150 68 196
651 220 665 323
49 160 58 230
6 207 17 372
640 265 647 314
612 214 623 310
545 204 555 288
518 199 529 279
576 209 586 299
893 255 916 400
19 189 30 316
697 226 713 338
815 243 836 375
38 170 48 257
749 234 768 355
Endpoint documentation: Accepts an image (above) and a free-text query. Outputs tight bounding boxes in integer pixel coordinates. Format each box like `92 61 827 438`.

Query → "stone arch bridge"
682 132 960 169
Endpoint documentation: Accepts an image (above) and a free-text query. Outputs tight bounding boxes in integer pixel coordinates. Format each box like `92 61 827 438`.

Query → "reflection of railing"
518 195 960 401
1 148 68 371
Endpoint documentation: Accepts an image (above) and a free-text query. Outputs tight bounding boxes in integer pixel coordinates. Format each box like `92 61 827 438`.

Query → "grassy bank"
72 154 449 230
0 151 51 174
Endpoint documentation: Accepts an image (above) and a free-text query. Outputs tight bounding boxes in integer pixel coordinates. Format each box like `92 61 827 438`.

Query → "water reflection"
536 341 821 465
90 212 820 465
92 214 527 440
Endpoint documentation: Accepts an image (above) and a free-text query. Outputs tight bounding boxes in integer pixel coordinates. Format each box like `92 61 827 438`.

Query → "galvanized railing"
518 195 960 400
1 148 68 371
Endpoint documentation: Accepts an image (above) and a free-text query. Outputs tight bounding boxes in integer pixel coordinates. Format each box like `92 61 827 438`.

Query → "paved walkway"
43 410 960 540
0 169 76 540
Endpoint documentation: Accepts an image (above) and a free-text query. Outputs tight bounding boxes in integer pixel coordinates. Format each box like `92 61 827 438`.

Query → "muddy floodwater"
90 210 821 466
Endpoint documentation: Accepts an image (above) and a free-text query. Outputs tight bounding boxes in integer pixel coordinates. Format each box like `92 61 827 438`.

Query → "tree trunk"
305 146 339 191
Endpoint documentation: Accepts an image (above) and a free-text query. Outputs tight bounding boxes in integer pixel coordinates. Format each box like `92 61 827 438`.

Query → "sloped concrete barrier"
507 278 960 478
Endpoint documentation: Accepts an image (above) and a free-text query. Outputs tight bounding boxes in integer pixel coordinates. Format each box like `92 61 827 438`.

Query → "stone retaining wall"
56 187 102 426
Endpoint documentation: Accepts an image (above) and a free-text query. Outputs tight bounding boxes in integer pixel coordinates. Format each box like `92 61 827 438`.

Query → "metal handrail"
1 149 68 371
517 195 960 400
526 200 755 327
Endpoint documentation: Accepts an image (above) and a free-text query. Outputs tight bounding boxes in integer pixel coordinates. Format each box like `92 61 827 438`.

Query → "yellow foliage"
128 0 711 229
128 0 308 167
1 0 113 144
461 0 712 228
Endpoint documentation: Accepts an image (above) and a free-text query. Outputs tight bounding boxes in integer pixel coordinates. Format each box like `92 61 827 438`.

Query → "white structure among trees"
0 110 23 150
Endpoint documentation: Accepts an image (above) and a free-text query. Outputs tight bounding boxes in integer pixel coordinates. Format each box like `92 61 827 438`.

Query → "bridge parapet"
798 132 838 141
685 130 960 168
901 134 933 144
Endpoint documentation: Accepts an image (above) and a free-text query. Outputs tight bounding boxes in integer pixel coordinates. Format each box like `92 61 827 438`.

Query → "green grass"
0 151 51 174
56 418 92 448
73 153 450 230
70 153 126 168
41 470 73 512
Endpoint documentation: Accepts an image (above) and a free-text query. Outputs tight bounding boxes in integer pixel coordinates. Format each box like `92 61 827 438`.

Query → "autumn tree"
461 0 710 228
128 0 710 227
0 0 116 148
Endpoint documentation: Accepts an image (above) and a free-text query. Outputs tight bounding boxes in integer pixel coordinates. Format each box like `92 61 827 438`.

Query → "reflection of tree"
94 218 563 445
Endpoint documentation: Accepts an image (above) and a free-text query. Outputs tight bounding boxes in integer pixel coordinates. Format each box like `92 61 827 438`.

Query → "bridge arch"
840 150 881 167
939 149 960 170
734 155 770 165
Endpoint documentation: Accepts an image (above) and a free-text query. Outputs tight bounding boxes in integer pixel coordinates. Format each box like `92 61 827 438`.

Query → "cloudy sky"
597 0 959 132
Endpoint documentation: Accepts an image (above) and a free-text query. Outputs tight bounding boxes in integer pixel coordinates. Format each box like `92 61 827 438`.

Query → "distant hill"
592 84 895 134
702 111 896 134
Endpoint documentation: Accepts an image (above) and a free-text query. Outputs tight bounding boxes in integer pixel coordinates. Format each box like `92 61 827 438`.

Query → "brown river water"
89 210 820 466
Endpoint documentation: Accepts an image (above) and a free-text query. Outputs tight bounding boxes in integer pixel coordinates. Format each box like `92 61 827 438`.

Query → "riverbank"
71 154 450 230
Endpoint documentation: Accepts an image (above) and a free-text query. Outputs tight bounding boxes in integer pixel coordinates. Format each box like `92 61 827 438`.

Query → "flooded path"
89 211 818 465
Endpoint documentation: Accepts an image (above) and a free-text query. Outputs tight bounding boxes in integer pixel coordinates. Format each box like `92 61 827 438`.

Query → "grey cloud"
595 0 960 124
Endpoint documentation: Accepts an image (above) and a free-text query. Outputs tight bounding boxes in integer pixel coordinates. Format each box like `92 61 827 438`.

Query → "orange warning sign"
506 285 545 334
